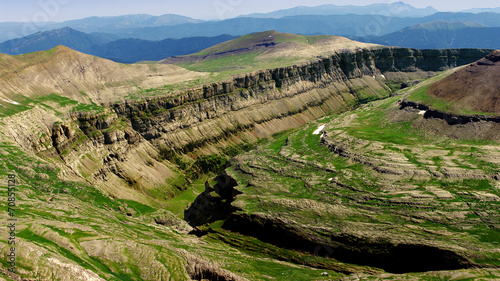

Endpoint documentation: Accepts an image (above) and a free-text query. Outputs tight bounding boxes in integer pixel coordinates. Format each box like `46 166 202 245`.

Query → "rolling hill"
0 45 209 106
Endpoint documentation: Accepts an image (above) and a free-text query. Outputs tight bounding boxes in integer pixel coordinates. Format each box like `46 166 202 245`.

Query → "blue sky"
1 0 500 22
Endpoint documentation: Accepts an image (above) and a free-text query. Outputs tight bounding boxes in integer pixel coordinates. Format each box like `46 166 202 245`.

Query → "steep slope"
0 45 208 105
198 52 500 276
425 50 500 114
359 21 500 49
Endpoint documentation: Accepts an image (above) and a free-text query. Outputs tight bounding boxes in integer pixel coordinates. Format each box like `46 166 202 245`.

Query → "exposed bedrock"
112 47 490 152
400 100 500 125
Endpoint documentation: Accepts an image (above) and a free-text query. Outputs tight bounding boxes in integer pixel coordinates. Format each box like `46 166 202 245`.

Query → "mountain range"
0 27 237 63
0 2 499 62
0 13 202 42
241 2 438 18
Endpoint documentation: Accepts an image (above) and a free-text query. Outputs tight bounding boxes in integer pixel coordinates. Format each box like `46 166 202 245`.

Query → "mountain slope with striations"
241 2 438 18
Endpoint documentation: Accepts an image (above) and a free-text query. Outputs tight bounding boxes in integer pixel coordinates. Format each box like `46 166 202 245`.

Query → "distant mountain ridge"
0 27 237 63
106 12 500 41
0 13 203 43
0 27 110 55
2 3 500 43
53 14 203 33
241 2 438 18
356 21 500 49
1 3 500 56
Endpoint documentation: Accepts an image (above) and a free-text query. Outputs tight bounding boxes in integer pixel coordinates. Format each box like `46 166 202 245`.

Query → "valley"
0 28 498 280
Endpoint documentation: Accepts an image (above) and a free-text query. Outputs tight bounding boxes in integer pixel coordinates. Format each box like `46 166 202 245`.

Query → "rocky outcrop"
400 100 500 125
183 251 248 281
371 48 492 72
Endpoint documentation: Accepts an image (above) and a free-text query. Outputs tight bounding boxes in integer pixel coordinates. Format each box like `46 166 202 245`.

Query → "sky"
1 0 500 22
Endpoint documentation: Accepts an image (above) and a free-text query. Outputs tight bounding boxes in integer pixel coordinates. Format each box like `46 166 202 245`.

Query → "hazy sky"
1 0 500 22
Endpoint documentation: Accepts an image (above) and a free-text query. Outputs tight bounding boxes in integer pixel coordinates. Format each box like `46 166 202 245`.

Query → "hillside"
0 45 212 109
415 50 500 115
162 31 379 73
359 21 500 49
242 2 438 18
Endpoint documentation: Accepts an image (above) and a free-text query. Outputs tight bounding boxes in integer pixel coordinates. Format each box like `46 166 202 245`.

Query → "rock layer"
113 48 491 152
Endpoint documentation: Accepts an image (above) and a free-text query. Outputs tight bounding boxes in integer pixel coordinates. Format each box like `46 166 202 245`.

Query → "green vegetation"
407 77 497 116
171 31 356 76
0 92 104 117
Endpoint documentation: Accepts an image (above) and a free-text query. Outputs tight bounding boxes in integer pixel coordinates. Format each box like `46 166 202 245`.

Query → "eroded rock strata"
112 48 491 152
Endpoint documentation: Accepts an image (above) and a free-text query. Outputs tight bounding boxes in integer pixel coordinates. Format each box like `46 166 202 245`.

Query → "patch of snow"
313 124 326 135
418 110 426 116
0 97 20 105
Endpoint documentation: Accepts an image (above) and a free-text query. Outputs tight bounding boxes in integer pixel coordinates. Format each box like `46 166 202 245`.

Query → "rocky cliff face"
112 47 490 153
